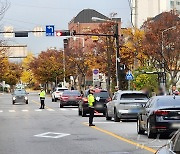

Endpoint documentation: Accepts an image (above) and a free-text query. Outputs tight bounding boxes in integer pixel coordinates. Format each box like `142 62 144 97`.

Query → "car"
12 89 29 105
155 129 180 154
59 90 82 108
137 96 180 138
51 87 68 102
106 91 148 122
78 89 111 117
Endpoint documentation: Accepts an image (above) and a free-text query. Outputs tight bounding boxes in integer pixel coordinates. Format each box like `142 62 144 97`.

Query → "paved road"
0 93 170 154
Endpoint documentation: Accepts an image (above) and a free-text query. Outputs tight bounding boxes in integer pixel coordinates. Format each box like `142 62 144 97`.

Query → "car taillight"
56 91 60 93
154 110 169 116
106 97 112 102
82 98 88 103
76 96 82 99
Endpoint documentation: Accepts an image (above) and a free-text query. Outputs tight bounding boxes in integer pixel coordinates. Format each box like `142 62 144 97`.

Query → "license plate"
96 104 103 108
69 97 74 100
172 123 180 128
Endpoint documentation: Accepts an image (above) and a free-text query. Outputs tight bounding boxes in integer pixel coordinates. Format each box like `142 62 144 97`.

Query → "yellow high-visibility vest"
88 94 95 107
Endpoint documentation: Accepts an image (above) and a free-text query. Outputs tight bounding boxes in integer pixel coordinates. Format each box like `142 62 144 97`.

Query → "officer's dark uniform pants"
89 107 94 124
40 98 45 109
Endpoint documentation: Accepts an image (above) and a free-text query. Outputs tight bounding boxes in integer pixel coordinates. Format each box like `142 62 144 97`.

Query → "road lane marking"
31 100 53 110
22 110 29 112
34 132 70 138
0 110 3 112
83 123 156 153
71 108 78 111
9 110 16 112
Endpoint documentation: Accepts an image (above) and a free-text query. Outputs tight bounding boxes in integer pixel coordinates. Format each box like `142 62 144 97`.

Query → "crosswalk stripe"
0 110 3 112
59 108 67 111
47 109 55 111
9 110 15 112
34 109 42 112
22 110 29 112
71 108 78 111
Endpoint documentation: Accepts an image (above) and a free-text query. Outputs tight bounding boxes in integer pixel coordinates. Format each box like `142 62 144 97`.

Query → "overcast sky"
1 0 131 55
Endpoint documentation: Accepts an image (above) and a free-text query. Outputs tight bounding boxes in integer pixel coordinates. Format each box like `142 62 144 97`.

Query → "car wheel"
60 103 63 108
78 108 82 116
114 109 120 122
26 101 28 104
147 120 157 138
137 117 145 134
82 108 86 117
106 109 112 121
52 98 54 102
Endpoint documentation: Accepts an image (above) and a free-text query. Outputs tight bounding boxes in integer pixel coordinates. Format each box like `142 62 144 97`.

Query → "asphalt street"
0 93 170 154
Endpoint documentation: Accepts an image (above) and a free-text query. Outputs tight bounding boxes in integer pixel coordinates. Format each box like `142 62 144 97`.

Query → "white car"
51 87 68 102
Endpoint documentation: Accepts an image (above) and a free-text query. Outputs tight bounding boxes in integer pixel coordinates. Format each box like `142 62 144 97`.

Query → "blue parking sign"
46 25 55 36
125 71 134 80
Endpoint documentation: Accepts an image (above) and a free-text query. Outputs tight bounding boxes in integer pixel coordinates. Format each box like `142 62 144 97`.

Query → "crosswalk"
0 108 78 113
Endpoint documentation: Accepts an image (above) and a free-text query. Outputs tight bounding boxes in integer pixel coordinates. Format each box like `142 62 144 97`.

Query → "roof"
151 12 180 22
70 9 121 23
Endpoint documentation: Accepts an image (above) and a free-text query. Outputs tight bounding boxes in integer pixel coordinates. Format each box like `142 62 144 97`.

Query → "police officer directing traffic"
39 88 46 109
88 89 95 126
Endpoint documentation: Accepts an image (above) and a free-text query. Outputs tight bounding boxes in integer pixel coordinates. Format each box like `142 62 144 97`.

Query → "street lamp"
161 26 176 90
92 17 120 88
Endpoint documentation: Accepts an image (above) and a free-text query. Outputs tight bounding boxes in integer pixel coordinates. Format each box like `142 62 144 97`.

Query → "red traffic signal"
56 30 70 36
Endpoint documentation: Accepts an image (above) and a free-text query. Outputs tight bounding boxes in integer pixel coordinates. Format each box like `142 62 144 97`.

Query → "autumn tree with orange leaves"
143 11 180 86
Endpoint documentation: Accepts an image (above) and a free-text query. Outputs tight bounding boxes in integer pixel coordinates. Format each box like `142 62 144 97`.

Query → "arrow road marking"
22 110 29 112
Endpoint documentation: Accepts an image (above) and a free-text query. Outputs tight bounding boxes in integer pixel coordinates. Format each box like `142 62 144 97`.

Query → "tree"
143 11 180 86
30 49 64 85
21 52 36 87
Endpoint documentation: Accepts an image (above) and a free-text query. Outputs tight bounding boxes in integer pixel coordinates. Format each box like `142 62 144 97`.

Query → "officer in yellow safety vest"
39 88 46 109
88 89 95 126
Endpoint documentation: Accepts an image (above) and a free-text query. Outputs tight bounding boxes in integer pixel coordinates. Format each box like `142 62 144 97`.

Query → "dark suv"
78 89 111 117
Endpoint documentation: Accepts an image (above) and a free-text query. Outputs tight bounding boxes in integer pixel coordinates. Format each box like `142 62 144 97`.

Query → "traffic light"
56 30 70 36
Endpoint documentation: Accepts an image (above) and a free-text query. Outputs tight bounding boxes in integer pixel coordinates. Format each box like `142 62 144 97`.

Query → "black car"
12 89 29 105
137 96 180 138
156 129 180 154
78 89 111 117
59 90 82 108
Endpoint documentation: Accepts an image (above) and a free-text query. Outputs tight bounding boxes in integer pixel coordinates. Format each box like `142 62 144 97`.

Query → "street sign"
91 36 99 41
33 26 43 37
15 32 28 37
4 26 13 38
125 71 134 80
93 69 99 82
46 25 54 36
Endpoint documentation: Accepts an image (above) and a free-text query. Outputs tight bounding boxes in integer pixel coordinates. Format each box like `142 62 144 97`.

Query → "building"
130 0 180 28
67 9 121 88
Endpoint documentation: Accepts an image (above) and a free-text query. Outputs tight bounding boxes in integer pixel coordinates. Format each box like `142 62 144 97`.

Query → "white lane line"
47 109 55 111
0 110 3 113
34 109 42 112
71 108 78 111
83 122 115 124
9 110 16 112
59 108 67 111
22 110 29 112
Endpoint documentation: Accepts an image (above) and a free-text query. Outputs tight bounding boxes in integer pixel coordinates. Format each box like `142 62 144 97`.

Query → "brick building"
67 9 121 88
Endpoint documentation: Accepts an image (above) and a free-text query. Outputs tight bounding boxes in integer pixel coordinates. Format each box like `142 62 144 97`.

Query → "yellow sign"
91 36 99 41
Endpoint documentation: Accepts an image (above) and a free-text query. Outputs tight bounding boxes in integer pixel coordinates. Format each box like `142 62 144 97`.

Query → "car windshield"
157 98 180 107
14 90 26 95
93 91 109 98
63 90 81 96
120 93 148 100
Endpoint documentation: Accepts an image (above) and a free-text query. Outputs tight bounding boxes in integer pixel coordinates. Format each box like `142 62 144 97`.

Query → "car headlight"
25 96 28 100
13 97 16 100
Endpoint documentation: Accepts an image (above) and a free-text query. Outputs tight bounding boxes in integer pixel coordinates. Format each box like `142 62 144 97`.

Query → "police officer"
88 89 95 126
39 88 46 109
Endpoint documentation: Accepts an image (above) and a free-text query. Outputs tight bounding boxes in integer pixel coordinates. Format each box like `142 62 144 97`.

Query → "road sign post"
93 69 99 87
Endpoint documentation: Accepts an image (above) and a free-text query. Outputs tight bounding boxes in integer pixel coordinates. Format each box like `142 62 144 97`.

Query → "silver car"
106 91 149 122
12 89 29 105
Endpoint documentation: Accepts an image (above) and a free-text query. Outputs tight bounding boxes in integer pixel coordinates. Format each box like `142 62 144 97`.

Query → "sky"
1 0 131 55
